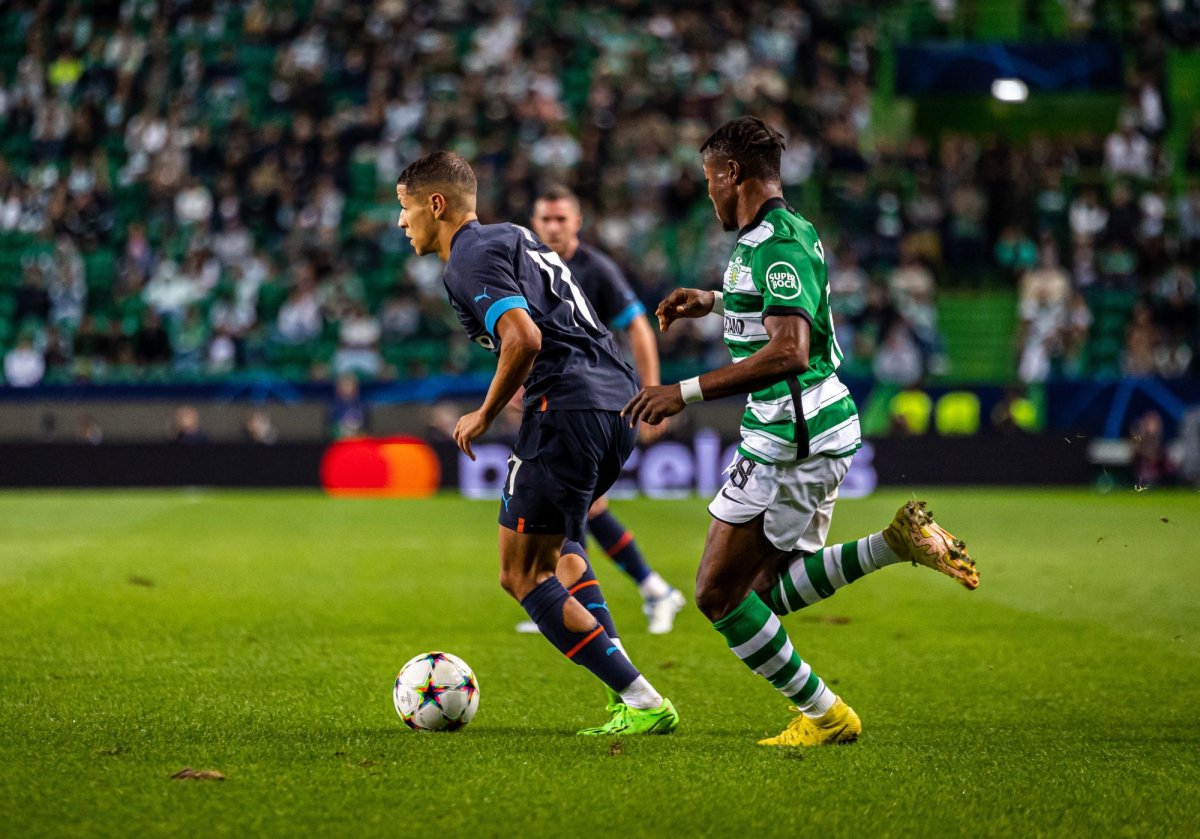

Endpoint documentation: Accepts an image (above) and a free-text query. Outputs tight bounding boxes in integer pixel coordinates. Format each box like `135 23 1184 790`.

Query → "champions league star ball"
393 651 480 731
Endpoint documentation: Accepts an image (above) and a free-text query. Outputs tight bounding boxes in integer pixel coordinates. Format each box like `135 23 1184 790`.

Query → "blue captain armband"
484 296 530 336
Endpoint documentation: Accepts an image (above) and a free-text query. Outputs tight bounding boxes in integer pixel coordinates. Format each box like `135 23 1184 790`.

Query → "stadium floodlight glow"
991 78 1029 103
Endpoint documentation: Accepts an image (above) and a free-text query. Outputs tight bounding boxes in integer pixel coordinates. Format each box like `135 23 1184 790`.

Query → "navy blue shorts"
498 409 637 542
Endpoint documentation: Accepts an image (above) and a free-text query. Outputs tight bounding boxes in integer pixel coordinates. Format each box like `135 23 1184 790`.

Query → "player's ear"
430 191 446 219
727 157 742 185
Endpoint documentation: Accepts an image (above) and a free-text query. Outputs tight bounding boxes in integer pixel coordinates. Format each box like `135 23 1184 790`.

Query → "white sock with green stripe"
764 533 901 616
712 592 836 717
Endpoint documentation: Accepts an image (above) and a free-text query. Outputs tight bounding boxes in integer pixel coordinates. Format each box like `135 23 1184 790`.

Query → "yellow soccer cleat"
884 500 979 590
758 699 862 747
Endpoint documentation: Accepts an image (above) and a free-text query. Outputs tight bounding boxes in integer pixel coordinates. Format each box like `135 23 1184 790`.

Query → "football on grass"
393 651 480 731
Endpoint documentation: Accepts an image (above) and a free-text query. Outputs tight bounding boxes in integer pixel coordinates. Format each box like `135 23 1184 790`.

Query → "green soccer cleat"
577 699 679 736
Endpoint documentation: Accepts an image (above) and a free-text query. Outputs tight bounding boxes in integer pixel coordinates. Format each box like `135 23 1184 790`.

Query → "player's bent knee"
694 582 738 623
498 566 537 601
555 549 587 588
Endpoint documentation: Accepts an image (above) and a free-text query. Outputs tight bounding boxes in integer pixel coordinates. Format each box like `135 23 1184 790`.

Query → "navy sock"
520 576 640 693
587 510 652 584
560 541 618 640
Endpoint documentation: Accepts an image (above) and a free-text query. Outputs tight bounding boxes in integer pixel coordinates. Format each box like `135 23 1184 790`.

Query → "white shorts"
707 452 853 554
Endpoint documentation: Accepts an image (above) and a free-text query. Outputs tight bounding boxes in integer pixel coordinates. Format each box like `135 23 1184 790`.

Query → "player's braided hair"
397 151 478 198
700 116 786 182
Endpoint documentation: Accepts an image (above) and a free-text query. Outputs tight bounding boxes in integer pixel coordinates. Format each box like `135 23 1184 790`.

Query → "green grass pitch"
2 488 1198 837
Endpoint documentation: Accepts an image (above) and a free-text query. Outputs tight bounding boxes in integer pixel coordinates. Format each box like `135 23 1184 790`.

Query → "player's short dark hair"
700 116 786 181
535 184 579 208
397 151 477 198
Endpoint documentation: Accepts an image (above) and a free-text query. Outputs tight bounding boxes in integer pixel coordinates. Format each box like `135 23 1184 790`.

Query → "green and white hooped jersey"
720 199 861 464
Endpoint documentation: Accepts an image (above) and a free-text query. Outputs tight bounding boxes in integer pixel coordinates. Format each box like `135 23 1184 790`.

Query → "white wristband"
679 376 704 404
711 291 725 315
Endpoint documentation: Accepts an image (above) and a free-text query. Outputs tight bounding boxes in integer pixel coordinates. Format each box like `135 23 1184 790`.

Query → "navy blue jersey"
442 221 637 411
567 242 646 331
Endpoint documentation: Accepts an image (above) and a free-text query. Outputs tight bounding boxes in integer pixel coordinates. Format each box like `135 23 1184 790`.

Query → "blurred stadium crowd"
1 0 1199 388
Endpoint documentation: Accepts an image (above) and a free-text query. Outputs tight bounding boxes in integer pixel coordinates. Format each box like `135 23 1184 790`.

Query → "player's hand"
638 415 669 443
656 288 715 333
453 408 492 461
621 384 686 427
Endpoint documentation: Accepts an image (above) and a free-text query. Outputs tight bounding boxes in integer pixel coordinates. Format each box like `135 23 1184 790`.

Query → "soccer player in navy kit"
529 185 686 634
395 151 678 735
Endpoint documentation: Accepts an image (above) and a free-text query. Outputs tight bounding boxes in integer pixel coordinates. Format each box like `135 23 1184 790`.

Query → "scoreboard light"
990 78 1029 103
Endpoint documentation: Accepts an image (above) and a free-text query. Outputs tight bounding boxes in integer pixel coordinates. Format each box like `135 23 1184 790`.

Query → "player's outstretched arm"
621 315 809 427
626 313 668 442
453 308 541 460
655 288 717 332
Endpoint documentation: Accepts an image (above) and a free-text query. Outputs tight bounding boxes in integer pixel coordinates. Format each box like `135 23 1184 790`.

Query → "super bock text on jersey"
442 220 639 540
721 198 861 464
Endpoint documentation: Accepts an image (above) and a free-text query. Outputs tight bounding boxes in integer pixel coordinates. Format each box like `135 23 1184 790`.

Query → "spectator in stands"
946 180 988 271
135 309 171 367
380 293 421 341
1061 291 1093 378
1104 111 1154 179
873 322 924 388
275 264 322 345
1017 274 1068 384
1104 181 1141 249
47 235 86 328
243 409 278 445
1133 72 1167 141
1184 116 1200 173
207 326 237 374
208 284 255 366
76 414 102 445
171 306 208 374
994 225 1037 280
333 302 383 379
42 324 72 376
15 263 51 324
328 373 366 439
1177 182 1200 259
1019 239 1071 311
171 405 206 444
143 259 198 318
1122 304 1160 376
1071 239 1099 289
1151 263 1198 346
828 244 869 354
1069 189 1109 244
4 334 45 387
888 243 947 374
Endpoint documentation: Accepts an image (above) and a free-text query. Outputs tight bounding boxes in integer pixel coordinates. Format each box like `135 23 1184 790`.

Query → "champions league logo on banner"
457 430 877 500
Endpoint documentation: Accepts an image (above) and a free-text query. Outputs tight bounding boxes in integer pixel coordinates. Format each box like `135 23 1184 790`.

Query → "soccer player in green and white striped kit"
622 117 980 746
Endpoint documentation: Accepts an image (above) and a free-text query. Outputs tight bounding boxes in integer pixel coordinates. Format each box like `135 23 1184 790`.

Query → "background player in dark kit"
527 184 686 634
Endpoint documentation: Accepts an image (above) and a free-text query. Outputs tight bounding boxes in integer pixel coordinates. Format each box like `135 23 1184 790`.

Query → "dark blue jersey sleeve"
442 234 530 349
